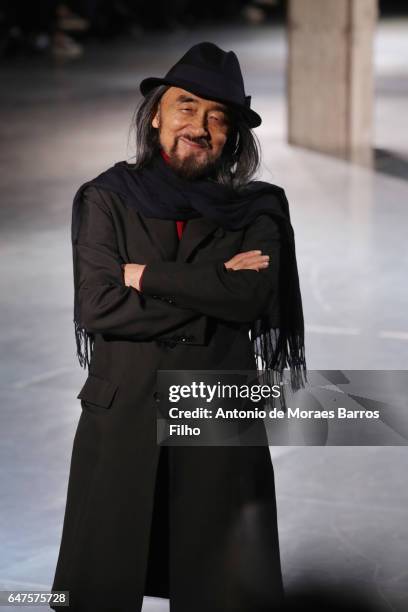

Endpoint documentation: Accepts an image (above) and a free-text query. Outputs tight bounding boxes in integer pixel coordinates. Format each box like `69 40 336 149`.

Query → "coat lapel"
136 214 179 261
138 213 222 263
177 216 221 262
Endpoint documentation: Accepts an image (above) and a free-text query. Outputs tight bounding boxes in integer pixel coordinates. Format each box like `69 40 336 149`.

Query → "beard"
164 134 220 180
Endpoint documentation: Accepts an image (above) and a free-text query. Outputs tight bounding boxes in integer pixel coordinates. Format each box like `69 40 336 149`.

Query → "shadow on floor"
375 147 408 181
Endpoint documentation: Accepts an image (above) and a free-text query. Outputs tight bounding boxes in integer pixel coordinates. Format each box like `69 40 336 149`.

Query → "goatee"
166 138 219 180
168 155 216 180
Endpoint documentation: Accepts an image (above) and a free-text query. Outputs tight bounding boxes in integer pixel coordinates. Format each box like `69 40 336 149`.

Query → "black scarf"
72 152 307 400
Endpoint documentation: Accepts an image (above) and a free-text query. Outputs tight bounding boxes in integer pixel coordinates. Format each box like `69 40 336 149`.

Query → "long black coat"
50 182 285 612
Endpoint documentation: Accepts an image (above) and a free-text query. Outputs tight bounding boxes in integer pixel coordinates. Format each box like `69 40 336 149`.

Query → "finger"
230 250 263 263
231 259 270 271
237 255 270 267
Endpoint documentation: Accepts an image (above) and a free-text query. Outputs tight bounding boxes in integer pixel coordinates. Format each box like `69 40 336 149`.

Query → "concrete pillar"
287 0 378 165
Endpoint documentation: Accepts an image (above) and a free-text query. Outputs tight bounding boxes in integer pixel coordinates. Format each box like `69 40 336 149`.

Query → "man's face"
151 87 231 179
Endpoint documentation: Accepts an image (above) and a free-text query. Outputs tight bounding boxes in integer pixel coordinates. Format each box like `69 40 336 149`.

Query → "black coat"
50 183 285 612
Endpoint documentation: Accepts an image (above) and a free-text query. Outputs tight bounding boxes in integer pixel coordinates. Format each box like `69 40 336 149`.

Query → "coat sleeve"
140 213 281 323
74 186 204 338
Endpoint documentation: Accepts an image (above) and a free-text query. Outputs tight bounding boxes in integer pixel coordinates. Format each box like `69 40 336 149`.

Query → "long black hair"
129 84 261 188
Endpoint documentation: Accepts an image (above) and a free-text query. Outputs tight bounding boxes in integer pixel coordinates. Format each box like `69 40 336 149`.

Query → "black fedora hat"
139 41 262 128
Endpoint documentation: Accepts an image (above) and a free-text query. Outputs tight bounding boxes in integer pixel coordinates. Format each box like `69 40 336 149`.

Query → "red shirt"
160 149 187 239
139 149 186 291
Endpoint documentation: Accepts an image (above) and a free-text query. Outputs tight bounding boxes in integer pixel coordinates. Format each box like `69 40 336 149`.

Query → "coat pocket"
77 373 119 411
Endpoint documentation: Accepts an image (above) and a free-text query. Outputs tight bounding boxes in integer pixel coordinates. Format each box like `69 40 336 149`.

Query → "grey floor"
1 18 408 612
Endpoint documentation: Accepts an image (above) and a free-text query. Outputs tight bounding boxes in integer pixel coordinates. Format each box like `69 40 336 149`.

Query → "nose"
188 112 209 137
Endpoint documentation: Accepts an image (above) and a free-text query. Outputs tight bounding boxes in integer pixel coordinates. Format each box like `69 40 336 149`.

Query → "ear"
152 105 160 129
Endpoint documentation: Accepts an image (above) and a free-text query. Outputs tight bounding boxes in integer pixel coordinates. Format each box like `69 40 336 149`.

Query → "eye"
210 114 228 126
180 107 193 113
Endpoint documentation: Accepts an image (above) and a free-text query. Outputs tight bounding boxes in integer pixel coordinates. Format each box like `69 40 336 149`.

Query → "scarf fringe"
251 326 308 412
74 320 94 370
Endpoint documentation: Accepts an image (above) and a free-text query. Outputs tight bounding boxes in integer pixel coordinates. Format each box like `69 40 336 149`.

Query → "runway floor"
1 18 407 612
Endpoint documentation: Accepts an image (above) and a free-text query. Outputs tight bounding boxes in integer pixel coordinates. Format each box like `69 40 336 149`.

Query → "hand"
224 250 270 272
121 263 146 291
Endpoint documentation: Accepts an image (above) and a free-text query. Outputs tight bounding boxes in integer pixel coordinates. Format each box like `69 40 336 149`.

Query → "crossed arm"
75 186 281 339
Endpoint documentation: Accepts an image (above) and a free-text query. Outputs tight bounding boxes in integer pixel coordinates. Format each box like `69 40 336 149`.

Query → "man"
50 42 306 612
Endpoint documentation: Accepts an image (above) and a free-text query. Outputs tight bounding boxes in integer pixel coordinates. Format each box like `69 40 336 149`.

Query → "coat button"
153 391 162 402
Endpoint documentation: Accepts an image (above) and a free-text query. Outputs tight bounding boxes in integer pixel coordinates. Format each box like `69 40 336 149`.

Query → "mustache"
177 134 211 148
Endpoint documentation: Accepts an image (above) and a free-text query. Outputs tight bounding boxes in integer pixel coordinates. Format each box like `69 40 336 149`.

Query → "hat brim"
139 76 262 128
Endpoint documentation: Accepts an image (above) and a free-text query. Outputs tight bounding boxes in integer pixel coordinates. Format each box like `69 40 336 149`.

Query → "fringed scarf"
72 152 307 406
